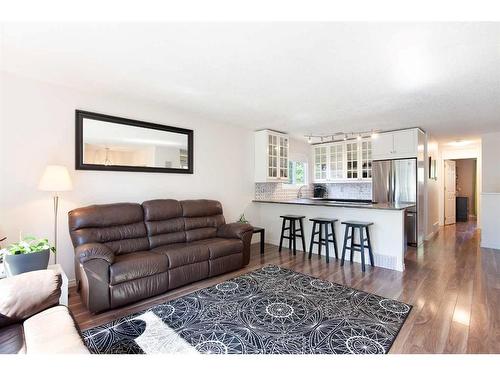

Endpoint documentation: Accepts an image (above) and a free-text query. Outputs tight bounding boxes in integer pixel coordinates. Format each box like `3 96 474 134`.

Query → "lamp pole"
53 193 59 264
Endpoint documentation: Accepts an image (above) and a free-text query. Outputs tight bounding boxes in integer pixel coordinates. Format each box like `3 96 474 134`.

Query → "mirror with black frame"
75 110 193 173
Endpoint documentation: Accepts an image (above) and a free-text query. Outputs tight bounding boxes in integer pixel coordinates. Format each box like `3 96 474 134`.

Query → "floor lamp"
38 165 73 264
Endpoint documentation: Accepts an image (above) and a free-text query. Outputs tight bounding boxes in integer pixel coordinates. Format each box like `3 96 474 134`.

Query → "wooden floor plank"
68 220 499 354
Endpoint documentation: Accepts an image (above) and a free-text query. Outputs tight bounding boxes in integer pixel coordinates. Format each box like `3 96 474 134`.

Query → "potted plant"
0 236 55 276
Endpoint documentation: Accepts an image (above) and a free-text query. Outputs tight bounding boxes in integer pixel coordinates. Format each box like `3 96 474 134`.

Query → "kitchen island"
250 198 415 272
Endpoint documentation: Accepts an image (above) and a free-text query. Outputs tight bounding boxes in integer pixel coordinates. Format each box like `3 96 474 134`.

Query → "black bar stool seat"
340 221 374 272
279 215 306 255
308 217 338 263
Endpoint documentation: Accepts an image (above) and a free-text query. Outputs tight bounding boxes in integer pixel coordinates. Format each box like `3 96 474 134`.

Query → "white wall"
425 138 440 239
481 132 500 192
0 72 254 280
480 132 500 249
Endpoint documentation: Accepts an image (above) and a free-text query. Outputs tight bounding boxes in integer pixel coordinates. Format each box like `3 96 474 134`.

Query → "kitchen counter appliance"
372 158 419 246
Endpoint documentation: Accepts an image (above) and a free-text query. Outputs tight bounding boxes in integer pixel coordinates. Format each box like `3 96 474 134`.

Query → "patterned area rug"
83 265 411 354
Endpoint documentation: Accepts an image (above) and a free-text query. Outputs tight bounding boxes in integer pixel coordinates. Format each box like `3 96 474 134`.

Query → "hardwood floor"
69 221 500 354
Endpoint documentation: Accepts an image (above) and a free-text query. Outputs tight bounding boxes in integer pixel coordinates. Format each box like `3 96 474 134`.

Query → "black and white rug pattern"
83 265 411 354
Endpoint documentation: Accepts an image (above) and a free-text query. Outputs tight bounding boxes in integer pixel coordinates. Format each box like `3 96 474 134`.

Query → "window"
287 160 308 186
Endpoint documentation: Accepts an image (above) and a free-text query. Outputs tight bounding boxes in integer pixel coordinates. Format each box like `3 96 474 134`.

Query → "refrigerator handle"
388 163 393 203
392 169 396 202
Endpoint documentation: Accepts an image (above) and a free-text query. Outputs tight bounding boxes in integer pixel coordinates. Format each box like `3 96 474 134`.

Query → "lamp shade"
38 165 73 192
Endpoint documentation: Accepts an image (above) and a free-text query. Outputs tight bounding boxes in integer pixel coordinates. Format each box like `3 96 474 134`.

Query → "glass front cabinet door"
313 146 328 181
254 130 289 182
360 139 372 179
345 141 359 180
312 139 372 183
329 143 344 180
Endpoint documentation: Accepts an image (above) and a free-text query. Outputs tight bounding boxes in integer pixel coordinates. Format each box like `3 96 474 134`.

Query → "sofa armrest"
0 270 62 328
217 222 253 240
75 243 115 265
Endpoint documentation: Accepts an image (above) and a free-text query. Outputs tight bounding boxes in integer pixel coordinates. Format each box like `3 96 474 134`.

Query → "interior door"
444 160 457 225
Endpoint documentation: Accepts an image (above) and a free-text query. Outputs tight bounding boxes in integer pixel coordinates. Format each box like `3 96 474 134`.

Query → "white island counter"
250 199 414 272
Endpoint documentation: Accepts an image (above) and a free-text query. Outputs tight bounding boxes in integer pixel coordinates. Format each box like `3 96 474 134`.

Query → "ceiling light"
357 134 362 141
343 134 348 141
307 136 312 144
371 132 379 139
447 140 474 147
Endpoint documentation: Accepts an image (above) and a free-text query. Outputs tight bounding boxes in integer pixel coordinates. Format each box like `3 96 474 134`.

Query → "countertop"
252 198 415 211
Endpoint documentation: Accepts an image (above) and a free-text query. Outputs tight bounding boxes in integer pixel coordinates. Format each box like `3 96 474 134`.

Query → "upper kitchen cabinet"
314 145 328 181
254 129 289 182
312 138 371 183
372 128 420 160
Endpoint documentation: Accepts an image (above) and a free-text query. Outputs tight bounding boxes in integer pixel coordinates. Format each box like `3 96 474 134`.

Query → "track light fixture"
304 130 379 144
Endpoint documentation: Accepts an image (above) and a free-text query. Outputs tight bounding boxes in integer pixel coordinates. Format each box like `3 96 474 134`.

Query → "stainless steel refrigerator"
372 158 420 246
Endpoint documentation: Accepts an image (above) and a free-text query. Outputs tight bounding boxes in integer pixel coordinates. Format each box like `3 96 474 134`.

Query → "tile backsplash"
320 182 372 200
255 182 372 201
255 183 313 200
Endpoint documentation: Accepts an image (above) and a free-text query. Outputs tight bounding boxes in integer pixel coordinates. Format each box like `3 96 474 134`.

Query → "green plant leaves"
1 236 55 255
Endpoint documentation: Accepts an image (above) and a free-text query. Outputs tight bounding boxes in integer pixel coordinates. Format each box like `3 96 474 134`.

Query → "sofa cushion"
181 200 225 242
181 199 223 217
0 270 61 328
151 242 210 268
142 199 186 248
0 324 25 354
197 238 243 259
23 306 89 354
110 251 169 285
69 203 149 255
110 273 169 309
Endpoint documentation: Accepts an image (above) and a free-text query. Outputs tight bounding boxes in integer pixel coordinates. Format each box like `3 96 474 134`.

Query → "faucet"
297 185 308 199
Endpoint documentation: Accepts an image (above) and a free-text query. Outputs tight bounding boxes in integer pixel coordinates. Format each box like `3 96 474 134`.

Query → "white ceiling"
2 22 500 141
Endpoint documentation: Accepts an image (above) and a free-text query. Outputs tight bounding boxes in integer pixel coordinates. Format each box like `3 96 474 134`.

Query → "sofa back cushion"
181 199 225 242
142 199 186 248
68 203 149 255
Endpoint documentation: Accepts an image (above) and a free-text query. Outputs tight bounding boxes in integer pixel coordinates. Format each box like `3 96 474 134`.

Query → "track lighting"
304 131 375 143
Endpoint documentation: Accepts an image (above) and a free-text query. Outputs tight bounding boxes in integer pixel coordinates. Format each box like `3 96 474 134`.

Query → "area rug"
82 265 412 354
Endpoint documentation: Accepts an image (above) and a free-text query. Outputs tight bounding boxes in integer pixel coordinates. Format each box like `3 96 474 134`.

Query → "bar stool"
308 218 339 263
278 215 306 255
340 221 374 272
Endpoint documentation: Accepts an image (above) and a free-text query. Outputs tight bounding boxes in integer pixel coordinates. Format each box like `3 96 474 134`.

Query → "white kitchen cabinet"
312 138 371 183
360 139 372 179
329 143 344 179
254 130 289 182
345 141 359 180
313 146 328 181
372 129 419 160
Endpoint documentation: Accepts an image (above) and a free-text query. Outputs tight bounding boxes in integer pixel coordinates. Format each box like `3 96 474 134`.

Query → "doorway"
444 158 477 225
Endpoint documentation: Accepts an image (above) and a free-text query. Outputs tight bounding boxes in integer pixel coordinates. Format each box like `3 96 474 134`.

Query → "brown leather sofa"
69 199 253 313
0 270 89 354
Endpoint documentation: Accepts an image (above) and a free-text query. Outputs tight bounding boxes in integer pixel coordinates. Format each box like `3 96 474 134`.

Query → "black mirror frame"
75 110 194 174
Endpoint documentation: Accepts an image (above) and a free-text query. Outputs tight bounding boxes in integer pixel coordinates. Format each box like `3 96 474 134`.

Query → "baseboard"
425 221 440 241
425 230 437 241
480 240 500 250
